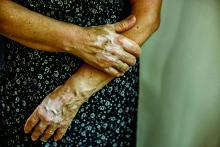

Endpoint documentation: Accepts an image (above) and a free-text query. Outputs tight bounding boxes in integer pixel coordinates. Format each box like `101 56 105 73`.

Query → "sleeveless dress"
0 0 139 146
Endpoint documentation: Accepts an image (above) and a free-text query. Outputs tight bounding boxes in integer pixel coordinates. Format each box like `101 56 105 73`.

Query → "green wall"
137 0 220 147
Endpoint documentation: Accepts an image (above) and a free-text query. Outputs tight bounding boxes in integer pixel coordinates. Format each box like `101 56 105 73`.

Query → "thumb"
113 15 136 33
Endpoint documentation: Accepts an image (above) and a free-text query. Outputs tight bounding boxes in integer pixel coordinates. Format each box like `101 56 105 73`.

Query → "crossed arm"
0 0 162 142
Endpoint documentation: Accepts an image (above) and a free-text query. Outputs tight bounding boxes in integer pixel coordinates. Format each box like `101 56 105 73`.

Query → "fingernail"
127 15 135 21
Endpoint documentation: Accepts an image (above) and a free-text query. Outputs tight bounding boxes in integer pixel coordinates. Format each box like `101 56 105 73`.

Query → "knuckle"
110 49 118 55
36 107 44 116
43 117 51 124
119 22 127 29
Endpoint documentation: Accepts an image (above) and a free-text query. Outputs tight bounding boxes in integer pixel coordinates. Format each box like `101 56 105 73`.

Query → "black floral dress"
0 0 139 146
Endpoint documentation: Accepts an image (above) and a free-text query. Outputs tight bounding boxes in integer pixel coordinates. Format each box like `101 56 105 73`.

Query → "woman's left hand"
24 85 85 142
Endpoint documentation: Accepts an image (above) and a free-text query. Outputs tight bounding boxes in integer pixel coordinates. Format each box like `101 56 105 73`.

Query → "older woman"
0 0 161 146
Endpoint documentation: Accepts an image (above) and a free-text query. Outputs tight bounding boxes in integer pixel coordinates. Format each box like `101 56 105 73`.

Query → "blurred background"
137 0 220 147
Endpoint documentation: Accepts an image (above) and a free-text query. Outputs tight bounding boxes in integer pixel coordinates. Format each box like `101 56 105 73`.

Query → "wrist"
47 84 83 110
58 84 87 110
60 23 85 55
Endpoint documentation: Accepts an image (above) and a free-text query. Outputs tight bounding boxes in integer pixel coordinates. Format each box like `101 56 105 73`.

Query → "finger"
112 60 129 73
54 127 69 141
117 36 141 57
96 51 118 67
119 51 136 66
113 15 136 33
104 67 121 77
31 121 48 141
40 125 57 142
108 47 136 66
24 110 39 134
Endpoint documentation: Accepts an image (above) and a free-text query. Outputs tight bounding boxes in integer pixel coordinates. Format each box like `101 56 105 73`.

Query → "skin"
0 0 141 76
24 85 87 142
0 0 162 142
73 23 141 76
24 0 162 142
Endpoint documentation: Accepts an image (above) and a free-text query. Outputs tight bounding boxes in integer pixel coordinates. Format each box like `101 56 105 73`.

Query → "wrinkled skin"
24 85 87 141
24 0 162 142
23 15 141 142
68 15 141 77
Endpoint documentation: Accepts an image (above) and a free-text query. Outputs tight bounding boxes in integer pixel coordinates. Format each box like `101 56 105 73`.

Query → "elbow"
153 18 161 32
148 15 161 34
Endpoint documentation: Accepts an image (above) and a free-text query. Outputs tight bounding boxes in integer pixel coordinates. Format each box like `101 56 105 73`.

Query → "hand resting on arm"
0 0 141 76
24 0 162 142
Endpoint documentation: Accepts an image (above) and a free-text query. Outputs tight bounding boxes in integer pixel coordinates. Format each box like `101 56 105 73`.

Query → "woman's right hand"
0 1 140 76
66 15 141 77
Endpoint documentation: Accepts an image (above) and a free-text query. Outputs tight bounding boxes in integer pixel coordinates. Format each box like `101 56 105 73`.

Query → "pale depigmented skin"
23 14 153 141
1 0 161 145
24 81 98 142
21 10 153 143
93 27 137 76
69 24 139 77
0 1 139 77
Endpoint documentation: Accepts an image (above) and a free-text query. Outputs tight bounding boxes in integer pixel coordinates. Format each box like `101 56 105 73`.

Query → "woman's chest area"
13 0 130 26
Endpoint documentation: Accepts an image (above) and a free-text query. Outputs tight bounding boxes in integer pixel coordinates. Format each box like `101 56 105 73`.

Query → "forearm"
62 0 162 101
0 0 81 52
64 64 113 101
24 0 162 141
125 0 162 45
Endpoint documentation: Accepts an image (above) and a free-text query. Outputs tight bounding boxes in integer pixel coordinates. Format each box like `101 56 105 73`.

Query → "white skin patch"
95 36 108 47
38 85 96 124
94 28 131 63
96 51 117 62
120 37 134 49
39 91 77 124
42 97 63 123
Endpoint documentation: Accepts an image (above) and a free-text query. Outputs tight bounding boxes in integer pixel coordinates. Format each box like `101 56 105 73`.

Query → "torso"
0 0 139 146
